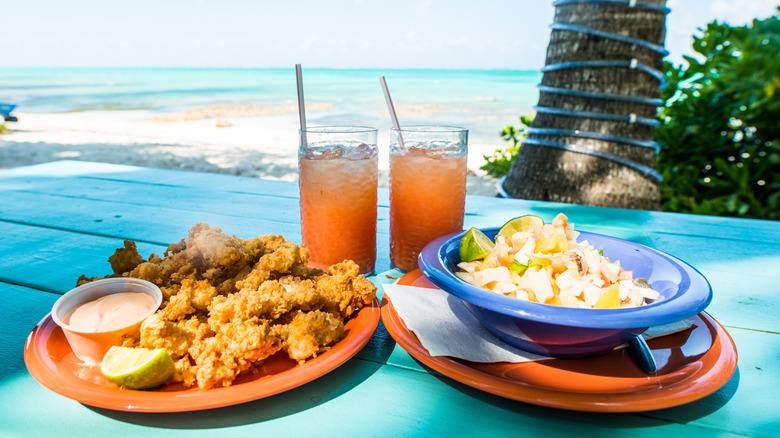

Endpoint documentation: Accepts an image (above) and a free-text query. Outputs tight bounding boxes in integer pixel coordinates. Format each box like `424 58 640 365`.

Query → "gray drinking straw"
380 76 405 148
296 64 307 147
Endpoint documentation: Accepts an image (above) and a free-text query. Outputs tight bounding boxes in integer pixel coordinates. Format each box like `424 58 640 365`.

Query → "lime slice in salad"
101 346 175 390
497 215 544 238
459 228 496 262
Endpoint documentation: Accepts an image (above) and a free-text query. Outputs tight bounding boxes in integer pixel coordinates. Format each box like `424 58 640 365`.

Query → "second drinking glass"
389 126 468 272
299 126 378 275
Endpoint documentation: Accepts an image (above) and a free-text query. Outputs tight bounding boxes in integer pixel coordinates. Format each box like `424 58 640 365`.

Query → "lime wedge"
497 215 544 238
459 228 496 262
101 346 175 390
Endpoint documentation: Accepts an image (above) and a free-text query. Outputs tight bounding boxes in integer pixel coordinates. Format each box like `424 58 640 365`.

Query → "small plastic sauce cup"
51 278 162 364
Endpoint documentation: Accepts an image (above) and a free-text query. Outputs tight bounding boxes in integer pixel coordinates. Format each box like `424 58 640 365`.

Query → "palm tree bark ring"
537 84 663 106
549 23 668 55
532 106 659 127
526 127 660 151
540 60 665 83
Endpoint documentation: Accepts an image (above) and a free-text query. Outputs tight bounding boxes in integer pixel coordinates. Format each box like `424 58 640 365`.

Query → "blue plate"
418 228 713 358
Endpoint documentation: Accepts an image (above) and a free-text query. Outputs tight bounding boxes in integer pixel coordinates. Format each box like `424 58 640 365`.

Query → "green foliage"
0 122 7 134
481 114 534 177
656 9 780 220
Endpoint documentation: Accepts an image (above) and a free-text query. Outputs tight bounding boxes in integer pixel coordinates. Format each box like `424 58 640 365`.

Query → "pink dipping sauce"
65 292 157 332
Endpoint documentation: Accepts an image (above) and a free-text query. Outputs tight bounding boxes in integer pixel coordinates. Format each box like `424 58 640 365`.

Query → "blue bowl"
418 228 713 359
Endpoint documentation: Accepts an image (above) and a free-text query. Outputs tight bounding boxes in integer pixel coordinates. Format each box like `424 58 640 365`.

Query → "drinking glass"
389 126 468 271
298 126 378 275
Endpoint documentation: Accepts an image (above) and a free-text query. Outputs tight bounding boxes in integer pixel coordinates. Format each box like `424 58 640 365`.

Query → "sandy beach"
0 109 502 196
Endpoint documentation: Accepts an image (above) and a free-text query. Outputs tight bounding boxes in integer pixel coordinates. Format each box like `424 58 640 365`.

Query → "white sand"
0 110 501 196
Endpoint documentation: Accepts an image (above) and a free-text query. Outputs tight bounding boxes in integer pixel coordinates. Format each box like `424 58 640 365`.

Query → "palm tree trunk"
502 0 668 210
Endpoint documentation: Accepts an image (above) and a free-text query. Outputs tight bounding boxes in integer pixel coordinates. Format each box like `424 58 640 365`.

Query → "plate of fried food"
24 224 380 412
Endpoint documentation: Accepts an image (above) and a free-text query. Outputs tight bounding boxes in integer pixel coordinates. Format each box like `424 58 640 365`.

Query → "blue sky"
4 0 778 69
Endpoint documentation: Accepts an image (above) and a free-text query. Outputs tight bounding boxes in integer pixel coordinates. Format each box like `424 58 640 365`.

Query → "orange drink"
299 126 378 274
389 126 468 271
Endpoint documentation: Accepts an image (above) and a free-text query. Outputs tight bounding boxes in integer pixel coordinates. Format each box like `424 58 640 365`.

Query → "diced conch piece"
454 271 474 283
457 261 480 273
510 234 530 249
600 262 621 283
515 289 530 301
595 284 621 309
637 285 660 301
514 251 530 266
583 285 603 307
472 266 512 288
491 281 518 295
527 268 554 303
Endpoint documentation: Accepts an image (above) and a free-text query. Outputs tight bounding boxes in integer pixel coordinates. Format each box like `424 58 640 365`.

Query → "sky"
3 0 778 69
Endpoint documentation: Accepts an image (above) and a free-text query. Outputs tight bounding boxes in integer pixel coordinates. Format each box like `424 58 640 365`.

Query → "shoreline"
0 110 502 196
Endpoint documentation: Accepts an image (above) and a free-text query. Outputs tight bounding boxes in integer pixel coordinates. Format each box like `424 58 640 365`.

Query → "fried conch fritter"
78 223 376 389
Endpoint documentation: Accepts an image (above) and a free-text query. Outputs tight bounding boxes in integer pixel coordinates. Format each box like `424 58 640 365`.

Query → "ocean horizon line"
0 66 541 73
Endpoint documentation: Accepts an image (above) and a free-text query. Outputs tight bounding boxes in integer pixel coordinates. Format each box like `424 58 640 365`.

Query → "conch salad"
456 213 661 309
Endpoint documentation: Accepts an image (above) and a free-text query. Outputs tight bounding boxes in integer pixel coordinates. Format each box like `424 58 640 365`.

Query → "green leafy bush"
656 10 780 220
481 114 533 177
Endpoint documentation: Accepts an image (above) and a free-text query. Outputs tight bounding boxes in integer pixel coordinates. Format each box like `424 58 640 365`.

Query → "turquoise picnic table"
0 160 778 437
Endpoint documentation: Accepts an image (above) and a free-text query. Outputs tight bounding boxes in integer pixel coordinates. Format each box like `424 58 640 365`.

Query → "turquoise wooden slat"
0 189 306 244
0 345 752 438
0 222 167 293
643 327 780 436
0 284 60 379
1 176 305 224
464 196 780 243
0 160 302 199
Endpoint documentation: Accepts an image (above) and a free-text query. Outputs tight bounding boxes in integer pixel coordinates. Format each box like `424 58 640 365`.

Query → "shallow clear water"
0 67 541 142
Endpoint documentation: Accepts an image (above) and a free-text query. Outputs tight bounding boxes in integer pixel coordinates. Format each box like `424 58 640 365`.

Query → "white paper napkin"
383 284 693 363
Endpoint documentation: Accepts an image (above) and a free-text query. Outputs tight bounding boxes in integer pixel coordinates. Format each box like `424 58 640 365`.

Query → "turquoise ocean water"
0 68 540 142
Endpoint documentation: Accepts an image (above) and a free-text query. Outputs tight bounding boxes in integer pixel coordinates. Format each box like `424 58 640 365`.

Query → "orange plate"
382 270 738 412
25 298 380 412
